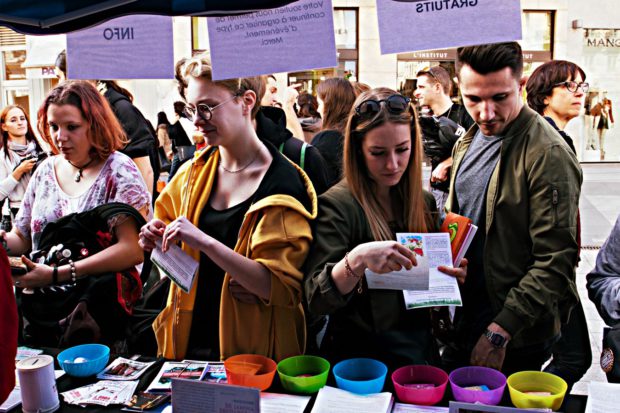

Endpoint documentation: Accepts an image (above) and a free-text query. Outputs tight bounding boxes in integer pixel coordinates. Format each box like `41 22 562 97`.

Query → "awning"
0 0 296 35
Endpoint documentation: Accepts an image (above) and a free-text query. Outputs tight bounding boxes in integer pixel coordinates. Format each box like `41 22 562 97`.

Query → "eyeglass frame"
354 94 412 118
183 92 242 121
554 81 589 94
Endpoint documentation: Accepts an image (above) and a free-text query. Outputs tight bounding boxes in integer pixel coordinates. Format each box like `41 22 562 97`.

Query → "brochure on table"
311 386 393 413
365 232 463 309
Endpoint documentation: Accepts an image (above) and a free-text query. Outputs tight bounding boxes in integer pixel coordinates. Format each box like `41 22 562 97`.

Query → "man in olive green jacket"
443 42 582 375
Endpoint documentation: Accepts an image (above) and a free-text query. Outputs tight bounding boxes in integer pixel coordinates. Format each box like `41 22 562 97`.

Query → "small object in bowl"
403 383 435 389
73 357 88 363
525 391 552 396
464 385 490 391
297 374 314 378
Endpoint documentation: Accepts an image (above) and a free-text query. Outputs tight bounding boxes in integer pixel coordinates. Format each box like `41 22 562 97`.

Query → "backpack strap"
300 142 307 171
278 141 307 171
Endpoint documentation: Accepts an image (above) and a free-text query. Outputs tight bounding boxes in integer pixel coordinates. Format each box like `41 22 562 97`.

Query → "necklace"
67 158 95 182
219 147 261 174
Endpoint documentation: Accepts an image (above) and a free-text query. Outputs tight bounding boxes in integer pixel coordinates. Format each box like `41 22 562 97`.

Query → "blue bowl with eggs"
57 344 110 377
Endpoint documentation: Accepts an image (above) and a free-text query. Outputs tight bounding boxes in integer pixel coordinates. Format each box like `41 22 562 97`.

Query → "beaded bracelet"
68 259 77 285
344 252 364 294
344 253 360 278
52 266 58 285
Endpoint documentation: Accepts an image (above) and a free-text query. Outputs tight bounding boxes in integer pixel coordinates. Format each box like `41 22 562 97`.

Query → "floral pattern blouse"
15 152 151 250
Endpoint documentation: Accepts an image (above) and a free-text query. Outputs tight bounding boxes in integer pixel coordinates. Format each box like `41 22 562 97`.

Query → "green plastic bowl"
277 355 330 394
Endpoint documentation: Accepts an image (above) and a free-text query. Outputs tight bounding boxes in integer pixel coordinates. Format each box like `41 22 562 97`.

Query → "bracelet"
344 253 361 278
52 266 58 285
344 253 364 294
68 259 77 285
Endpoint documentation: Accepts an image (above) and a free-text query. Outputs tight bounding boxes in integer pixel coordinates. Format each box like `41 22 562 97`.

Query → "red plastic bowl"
392 365 448 405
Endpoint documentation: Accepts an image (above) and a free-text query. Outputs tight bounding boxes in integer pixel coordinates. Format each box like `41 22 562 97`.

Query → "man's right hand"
470 334 506 370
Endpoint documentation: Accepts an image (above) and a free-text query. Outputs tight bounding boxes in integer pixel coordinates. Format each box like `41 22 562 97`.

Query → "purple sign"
67 15 174 79
376 0 522 54
207 0 337 80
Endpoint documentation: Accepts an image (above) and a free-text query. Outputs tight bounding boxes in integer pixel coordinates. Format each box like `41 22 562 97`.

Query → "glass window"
521 11 553 52
3 50 26 81
333 9 357 50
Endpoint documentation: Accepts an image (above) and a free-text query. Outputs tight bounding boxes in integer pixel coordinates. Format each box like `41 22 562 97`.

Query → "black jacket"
104 88 160 188
256 107 329 195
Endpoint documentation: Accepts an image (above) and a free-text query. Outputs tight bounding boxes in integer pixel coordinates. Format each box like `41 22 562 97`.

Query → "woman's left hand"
11 256 52 289
161 216 207 252
437 258 468 285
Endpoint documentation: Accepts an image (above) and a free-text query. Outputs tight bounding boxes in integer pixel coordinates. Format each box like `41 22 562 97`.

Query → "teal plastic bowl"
57 344 110 377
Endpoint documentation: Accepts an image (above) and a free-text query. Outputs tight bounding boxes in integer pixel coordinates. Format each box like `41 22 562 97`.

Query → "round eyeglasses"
554 81 589 94
183 93 240 121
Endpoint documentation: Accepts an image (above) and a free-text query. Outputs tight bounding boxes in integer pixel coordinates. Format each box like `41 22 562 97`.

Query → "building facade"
1 0 619 162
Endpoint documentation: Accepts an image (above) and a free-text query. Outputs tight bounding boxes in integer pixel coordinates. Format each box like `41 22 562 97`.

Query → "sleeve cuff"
493 307 525 338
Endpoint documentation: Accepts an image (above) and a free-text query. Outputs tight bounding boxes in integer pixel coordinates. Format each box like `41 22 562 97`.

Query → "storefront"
0 27 29 117
396 10 554 100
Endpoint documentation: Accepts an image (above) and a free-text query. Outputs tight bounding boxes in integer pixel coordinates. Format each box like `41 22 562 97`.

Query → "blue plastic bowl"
57 344 110 377
333 358 388 394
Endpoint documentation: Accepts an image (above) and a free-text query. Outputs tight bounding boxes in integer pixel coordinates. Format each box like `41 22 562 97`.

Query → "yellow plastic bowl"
507 371 567 411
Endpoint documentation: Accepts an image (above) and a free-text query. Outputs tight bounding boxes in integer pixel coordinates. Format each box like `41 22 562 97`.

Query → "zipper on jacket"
551 186 559 226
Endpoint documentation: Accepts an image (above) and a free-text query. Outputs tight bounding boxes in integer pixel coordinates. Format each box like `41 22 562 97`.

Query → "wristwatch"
484 329 509 348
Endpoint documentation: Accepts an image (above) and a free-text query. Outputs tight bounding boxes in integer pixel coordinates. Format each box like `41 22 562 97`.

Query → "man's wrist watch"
484 329 509 348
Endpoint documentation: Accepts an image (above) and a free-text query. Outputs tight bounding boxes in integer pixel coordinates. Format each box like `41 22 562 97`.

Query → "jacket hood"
256 107 292 147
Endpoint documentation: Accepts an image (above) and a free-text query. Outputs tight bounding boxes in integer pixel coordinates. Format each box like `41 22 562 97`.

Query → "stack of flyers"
97 357 156 381
15 346 43 361
62 380 139 406
202 362 226 383
123 392 170 412
146 361 208 392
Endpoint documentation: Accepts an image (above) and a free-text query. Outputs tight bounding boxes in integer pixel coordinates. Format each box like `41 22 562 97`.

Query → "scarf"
7 140 37 159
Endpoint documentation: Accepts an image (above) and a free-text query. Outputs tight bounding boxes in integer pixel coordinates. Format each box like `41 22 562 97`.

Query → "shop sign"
67 15 174 79
584 29 620 48
376 0 522 55
207 0 337 80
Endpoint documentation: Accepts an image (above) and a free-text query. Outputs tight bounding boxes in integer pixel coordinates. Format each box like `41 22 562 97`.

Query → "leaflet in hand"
150 240 199 294
364 233 431 291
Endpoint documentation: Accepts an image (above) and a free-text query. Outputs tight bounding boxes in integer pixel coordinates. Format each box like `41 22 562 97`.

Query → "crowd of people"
3 40 620 397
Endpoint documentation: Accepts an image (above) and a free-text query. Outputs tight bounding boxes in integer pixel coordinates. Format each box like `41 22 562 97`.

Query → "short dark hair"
526 60 587 115
416 66 452 95
456 42 523 80
55 50 66 77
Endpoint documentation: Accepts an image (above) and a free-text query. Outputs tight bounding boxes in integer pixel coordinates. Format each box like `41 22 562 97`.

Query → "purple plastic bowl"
449 366 506 406
392 365 448 406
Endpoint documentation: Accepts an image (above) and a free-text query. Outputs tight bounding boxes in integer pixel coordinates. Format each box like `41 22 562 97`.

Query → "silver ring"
14 280 21 286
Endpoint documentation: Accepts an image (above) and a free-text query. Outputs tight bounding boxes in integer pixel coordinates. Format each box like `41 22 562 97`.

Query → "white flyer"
97 357 156 381
150 240 199 294
260 392 311 413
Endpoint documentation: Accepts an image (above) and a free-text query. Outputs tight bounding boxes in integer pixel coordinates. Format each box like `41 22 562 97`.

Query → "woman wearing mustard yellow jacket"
139 54 317 361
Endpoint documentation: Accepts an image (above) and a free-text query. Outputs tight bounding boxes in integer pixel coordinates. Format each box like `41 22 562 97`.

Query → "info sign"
207 0 337 80
376 0 522 54
67 15 174 79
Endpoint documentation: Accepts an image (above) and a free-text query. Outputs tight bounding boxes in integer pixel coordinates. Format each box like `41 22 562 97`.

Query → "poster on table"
376 0 522 55
207 0 337 80
67 15 174 79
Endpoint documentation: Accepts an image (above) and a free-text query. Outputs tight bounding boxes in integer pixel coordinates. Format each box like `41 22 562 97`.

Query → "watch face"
490 333 505 347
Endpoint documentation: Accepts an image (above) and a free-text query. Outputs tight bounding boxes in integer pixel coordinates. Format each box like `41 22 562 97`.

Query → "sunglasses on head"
354 94 411 118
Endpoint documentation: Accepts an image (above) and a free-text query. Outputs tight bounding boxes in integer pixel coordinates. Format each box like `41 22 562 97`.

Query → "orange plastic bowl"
224 354 277 391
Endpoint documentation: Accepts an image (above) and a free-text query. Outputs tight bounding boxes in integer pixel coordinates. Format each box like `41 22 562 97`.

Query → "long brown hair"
318 77 356 133
344 87 433 240
0 105 41 160
37 80 127 159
